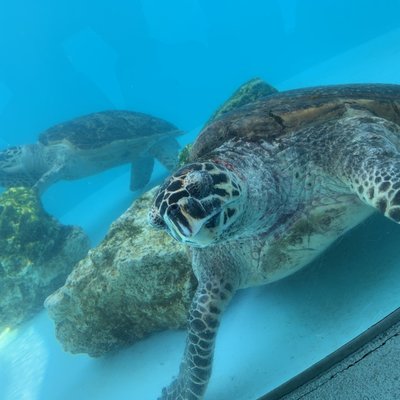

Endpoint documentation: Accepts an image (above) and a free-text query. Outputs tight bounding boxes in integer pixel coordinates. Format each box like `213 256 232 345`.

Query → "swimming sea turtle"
0 110 183 194
149 83 400 399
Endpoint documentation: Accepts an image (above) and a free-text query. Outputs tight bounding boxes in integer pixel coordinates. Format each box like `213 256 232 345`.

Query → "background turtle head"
148 162 246 247
0 145 44 188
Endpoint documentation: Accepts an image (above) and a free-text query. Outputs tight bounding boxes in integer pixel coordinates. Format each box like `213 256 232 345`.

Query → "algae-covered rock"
178 143 193 166
180 78 277 164
0 187 90 331
205 77 278 125
45 188 195 357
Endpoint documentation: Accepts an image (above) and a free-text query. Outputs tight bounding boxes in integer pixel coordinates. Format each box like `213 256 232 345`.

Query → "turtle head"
0 145 44 188
149 162 246 247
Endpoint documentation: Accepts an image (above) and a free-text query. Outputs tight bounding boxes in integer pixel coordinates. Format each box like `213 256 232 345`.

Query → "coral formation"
178 143 193 166
0 187 90 330
205 77 277 125
1 187 65 265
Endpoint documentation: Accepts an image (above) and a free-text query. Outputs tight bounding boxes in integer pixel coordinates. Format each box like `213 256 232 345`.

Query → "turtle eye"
184 171 213 199
184 197 207 219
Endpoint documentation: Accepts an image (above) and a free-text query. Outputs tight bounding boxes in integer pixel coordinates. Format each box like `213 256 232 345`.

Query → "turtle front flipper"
33 163 65 195
149 136 181 172
159 248 239 400
130 156 154 191
322 114 400 223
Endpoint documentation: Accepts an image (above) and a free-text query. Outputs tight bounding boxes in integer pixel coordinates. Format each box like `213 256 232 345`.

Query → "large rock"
178 78 278 166
45 188 195 357
0 187 90 331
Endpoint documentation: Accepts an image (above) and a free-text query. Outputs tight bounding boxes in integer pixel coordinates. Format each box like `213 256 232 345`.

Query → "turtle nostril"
205 212 221 229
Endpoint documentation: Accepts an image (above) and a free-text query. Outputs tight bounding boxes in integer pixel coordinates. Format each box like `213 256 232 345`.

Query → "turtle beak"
165 204 193 239
165 203 205 238
164 204 217 247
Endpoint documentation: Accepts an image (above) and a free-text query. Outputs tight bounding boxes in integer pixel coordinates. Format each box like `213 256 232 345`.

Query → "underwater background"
1 1 400 399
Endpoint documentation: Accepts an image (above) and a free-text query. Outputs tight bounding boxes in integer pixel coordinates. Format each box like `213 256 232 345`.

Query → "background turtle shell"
190 83 400 160
39 110 182 150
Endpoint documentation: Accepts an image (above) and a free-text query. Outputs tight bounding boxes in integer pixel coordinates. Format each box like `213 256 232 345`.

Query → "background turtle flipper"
33 163 65 195
130 156 155 191
149 136 181 172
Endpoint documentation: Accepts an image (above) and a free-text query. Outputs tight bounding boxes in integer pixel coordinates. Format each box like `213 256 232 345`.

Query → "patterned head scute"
148 162 245 247
0 146 37 187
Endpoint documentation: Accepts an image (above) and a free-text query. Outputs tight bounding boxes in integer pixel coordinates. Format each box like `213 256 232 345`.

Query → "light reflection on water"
0 325 47 400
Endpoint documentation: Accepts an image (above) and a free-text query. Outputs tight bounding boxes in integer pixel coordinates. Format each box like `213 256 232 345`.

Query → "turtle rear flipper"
321 114 400 223
130 156 154 191
149 136 181 172
131 136 181 191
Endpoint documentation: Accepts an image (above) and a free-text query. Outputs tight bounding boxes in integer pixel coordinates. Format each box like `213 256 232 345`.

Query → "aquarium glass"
1 1 400 399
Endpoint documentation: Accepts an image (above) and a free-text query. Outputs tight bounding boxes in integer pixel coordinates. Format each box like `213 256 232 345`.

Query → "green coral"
0 187 68 274
178 143 193 166
205 77 278 126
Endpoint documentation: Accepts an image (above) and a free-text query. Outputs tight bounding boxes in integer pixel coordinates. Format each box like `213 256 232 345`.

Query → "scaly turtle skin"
149 83 400 399
0 110 183 194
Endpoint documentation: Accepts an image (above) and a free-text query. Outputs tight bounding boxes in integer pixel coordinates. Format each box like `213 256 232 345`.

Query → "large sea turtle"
0 110 183 194
149 83 400 399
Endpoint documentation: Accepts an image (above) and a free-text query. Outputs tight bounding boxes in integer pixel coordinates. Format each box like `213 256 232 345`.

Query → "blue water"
1 1 400 399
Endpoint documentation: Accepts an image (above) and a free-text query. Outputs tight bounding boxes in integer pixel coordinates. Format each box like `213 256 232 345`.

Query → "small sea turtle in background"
149 83 400 399
0 110 183 194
